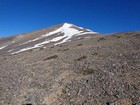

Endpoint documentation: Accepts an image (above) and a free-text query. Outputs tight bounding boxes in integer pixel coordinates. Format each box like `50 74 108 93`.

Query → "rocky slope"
0 23 140 105
0 23 98 55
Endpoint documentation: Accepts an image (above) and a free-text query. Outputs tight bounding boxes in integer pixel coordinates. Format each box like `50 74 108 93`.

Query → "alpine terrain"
0 23 139 105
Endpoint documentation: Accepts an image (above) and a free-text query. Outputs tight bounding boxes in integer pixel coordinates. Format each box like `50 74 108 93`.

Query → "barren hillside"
0 24 140 105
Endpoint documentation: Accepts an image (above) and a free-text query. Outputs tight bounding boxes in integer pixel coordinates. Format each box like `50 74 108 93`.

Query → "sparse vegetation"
98 37 106 41
58 45 62 47
57 49 61 51
75 55 87 61
43 55 58 61
113 35 121 38
62 48 69 51
133 34 140 37
3 57 7 60
92 52 98 56
79 68 96 75
116 36 121 38
61 88 67 94
77 43 82 46
39 47 44 50
29 49 33 52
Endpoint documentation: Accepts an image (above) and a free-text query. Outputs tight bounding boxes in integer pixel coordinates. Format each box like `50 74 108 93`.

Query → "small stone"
119 54 123 56
112 64 116 67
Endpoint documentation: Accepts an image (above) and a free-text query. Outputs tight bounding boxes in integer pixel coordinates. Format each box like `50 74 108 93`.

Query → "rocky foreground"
0 32 140 105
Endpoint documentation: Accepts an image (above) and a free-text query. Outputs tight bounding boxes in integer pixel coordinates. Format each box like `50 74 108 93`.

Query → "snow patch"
41 23 84 45
0 45 8 50
16 34 23 38
11 23 97 54
76 32 97 36
19 37 41 45
12 41 15 43
8 49 14 52
11 46 38 54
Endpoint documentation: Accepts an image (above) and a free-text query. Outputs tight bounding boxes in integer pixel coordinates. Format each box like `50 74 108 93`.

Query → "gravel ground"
0 32 140 105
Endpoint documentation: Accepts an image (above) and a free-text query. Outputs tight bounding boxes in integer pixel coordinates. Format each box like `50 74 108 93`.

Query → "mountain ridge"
0 23 99 55
0 23 139 105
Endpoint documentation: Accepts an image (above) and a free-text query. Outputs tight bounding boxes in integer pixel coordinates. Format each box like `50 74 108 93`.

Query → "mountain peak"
0 23 99 55
62 22 73 25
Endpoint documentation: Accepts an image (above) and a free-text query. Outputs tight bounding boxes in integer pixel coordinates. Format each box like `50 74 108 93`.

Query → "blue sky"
0 0 140 37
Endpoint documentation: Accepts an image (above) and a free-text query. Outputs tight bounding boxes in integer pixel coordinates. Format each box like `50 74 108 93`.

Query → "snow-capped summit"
0 23 99 55
40 23 97 45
